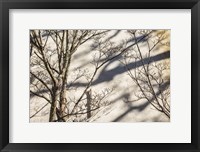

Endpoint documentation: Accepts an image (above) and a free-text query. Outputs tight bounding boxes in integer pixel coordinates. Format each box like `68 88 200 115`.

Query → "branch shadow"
30 30 170 122
71 50 170 87
112 80 170 122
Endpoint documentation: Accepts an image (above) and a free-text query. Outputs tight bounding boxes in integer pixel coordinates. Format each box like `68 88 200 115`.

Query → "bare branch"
30 103 49 119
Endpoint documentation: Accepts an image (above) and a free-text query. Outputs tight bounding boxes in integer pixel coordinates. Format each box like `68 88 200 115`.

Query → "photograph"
30 29 170 122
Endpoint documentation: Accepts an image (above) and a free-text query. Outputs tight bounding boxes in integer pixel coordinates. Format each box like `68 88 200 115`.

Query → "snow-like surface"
30 30 170 122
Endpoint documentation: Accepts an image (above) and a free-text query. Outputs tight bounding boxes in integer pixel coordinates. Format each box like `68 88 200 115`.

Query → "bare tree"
30 29 169 122
30 30 113 122
122 30 170 118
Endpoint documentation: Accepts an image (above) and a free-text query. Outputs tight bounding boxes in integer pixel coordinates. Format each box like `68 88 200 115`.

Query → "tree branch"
30 102 49 119
30 72 52 95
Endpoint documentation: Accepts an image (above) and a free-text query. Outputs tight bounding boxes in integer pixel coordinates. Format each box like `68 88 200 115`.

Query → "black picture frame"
0 0 200 151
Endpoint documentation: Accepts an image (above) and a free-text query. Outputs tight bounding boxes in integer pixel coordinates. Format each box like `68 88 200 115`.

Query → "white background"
9 9 191 143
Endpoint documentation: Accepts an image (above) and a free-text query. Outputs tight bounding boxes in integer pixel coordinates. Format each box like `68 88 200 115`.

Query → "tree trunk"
49 86 59 122
58 56 71 121
86 89 92 119
59 88 68 121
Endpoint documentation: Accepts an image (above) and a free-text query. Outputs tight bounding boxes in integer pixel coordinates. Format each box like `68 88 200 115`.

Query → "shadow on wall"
72 50 170 87
111 80 170 122
30 50 170 98
31 30 170 93
30 30 170 122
